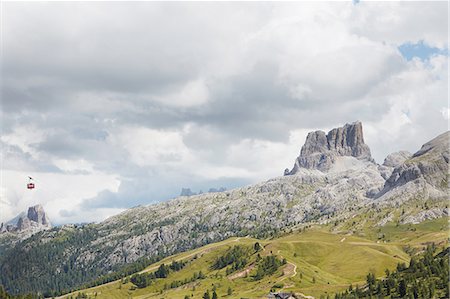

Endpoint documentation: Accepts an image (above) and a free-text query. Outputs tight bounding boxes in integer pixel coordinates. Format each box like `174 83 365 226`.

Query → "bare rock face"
27 204 51 226
286 121 372 174
383 151 412 167
1 204 51 235
377 131 449 198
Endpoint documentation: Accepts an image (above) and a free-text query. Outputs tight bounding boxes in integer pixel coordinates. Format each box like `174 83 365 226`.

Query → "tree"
227 287 233 295
254 242 262 252
399 279 407 297
212 290 218 299
203 290 210 299
155 264 169 278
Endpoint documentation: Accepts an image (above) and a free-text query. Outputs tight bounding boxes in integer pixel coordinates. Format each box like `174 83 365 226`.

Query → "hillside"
58 217 448 299
0 123 448 296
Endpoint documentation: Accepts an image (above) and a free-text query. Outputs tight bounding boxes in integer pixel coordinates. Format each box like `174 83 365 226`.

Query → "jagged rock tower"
1 204 51 233
285 121 373 174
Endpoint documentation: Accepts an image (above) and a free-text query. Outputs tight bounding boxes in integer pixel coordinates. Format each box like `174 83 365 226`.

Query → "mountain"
58 217 448 299
0 204 51 236
180 187 227 196
382 150 412 168
0 122 448 297
378 131 449 197
180 188 196 196
284 121 372 174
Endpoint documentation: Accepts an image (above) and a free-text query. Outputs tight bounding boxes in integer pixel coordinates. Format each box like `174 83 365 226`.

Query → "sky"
0 1 448 225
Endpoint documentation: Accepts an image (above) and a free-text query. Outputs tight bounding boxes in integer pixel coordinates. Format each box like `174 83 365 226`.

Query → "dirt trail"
278 261 297 282
228 263 255 280
297 292 315 299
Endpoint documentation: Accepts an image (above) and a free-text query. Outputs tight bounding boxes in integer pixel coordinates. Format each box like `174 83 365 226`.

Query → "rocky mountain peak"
27 204 50 226
1 204 51 234
285 121 372 174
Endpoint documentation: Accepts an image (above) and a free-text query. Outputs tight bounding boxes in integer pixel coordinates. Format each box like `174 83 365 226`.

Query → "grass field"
59 217 448 299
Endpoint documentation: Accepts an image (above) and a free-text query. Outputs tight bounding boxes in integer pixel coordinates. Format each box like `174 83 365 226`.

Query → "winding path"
54 237 244 298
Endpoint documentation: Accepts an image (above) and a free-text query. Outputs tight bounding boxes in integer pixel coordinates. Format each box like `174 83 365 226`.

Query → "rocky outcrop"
1 204 51 235
1 127 449 296
378 132 449 196
180 188 196 197
285 121 372 173
400 208 449 225
26 204 51 226
383 151 412 167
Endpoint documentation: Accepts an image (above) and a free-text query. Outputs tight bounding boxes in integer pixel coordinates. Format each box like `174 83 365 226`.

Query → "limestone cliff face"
1 126 448 296
27 205 50 226
1 204 51 234
382 151 412 168
285 121 372 174
378 131 449 196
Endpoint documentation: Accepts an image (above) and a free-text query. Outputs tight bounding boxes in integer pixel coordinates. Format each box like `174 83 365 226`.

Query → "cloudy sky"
1 1 448 225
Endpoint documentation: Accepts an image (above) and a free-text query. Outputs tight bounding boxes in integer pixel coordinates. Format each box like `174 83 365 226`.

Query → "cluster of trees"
162 271 206 290
0 223 187 297
130 260 188 288
0 226 102 297
1 226 161 296
0 286 41 299
201 289 218 299
334 246 449 299
254 255 286 280
212 245 249 273
82 253 162 291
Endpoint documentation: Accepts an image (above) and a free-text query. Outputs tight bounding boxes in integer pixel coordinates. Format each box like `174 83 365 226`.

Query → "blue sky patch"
399 40 449 61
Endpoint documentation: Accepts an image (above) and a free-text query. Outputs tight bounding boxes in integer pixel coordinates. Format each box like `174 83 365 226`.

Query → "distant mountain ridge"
0 122 448 296
180 187 227 196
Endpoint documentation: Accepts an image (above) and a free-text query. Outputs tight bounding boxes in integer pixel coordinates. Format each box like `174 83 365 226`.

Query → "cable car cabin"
27 183 35 189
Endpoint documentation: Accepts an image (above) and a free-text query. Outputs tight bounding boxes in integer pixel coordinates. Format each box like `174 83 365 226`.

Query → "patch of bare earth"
279 262 296 281
228 263 255 280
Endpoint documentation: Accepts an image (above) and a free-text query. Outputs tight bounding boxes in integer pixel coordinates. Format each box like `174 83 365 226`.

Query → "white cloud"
112 126 190 167
1 2 447 224
441 107 450 120
349 2 448 49
154 79 210 107
1 125 46 161
364 54 448 162
0 170 120 224
53 159 94 174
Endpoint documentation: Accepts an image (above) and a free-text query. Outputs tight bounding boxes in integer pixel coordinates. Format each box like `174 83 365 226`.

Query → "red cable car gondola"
27 177 35 189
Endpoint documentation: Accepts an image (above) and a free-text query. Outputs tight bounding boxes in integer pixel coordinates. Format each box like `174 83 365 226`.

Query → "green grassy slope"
59 217 448 299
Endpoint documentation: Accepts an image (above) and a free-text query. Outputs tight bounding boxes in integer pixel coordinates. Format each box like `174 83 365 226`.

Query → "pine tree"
399 279 407 297
202 290 210 299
